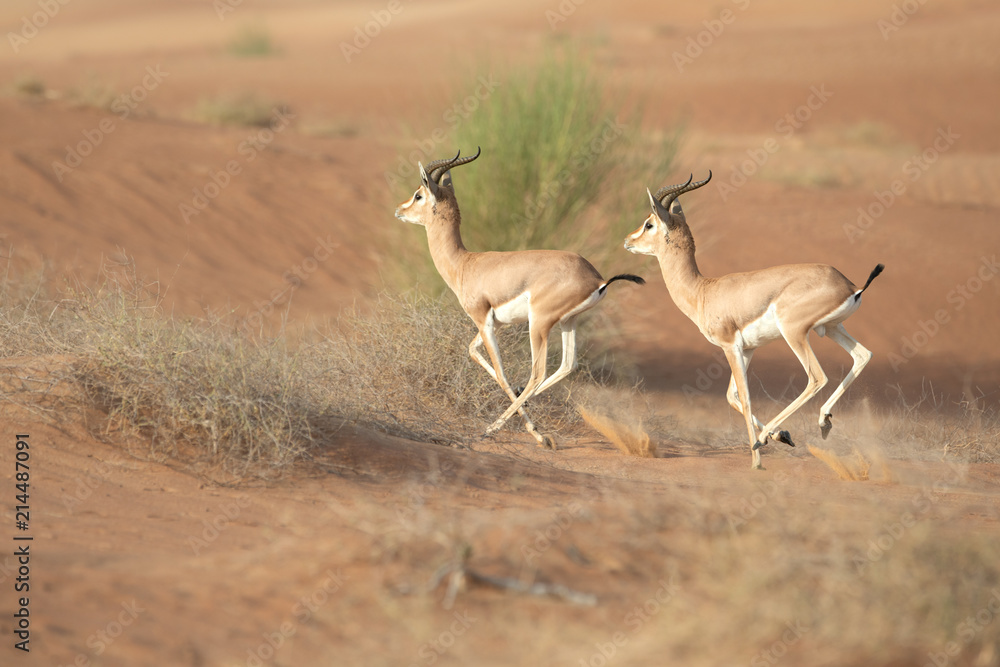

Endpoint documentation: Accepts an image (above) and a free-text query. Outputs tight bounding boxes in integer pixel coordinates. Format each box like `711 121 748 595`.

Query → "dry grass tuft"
1 262 344 475
580 407 656 458
808 444 871 481
193 94 288 127
67 74 119 110
325 291 599 443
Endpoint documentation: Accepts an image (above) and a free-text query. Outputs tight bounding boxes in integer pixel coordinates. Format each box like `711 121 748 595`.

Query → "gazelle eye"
644 222 653 230
414 194 423 201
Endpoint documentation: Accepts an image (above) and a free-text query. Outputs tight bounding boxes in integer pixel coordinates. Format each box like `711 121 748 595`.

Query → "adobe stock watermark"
214 0 246 20
750 620 810 667
726 471 791 532
545 0 586 29
394 461 456 528
520 501 587 566
715 84 833 202
340 0 405 63
51 65 169 182
179 107 295 224
680 348 729 402
383 75 501 190
925 589 1000 667
844 126 959 243
407 610 477 667
886 255 998 372
877 0 930 40
8 0 73 54
577 576 680 667
58 599 145 667
672 0 752 73
243 569 349 667
852 458 965 576
242 236 340 331
187 495 252 556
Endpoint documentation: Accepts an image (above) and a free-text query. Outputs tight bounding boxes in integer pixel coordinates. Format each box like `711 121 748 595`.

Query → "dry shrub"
580 407 656 458
1 262 345 474
1 263 615 474
876 382 1000 463
324 291 597 443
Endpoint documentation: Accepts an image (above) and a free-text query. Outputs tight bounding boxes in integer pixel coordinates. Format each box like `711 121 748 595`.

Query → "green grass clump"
227 25 277 58
388 51 679 291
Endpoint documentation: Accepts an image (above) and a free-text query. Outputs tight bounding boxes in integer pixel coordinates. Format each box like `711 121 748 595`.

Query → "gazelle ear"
418 162 440 197
669 198 686 224
647 188 668 221
440 170 454 192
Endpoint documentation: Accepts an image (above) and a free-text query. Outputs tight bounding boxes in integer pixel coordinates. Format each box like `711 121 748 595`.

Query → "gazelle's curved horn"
657 171 713 212
425 150 460 185
652 175 693 205
426 147 482 185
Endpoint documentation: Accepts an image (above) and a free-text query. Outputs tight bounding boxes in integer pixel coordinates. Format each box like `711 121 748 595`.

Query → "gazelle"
624 172 884 469
395 148 644 449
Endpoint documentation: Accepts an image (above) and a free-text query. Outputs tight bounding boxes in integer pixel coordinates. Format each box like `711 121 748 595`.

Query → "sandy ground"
1 0 999 665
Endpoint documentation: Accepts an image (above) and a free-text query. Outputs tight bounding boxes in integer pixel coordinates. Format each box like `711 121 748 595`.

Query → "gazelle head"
395 147 482 226
624 171 712 256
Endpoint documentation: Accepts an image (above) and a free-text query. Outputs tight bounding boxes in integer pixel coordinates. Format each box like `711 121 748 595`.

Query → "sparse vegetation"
67 73 119 110
0 262 614 475
227 24 278 58
387 50 679 291
193 93 287 127
12 74 47 99
326 291 599 444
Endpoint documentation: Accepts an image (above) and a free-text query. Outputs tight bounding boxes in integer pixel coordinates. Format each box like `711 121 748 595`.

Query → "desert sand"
1 1 999 665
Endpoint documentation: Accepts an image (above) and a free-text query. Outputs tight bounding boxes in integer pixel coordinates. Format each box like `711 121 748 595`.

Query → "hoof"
514 386 525 398
752 462 766 471
538 434 557 450
820 414 833 440
752 440 766 451
774 430 795 448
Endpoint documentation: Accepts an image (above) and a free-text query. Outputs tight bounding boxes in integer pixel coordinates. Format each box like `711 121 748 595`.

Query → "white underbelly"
492 291 531 325
740 303 783 349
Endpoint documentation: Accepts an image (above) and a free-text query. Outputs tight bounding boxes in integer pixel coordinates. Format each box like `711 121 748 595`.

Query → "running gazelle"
624 172 884 469
396 148 644 448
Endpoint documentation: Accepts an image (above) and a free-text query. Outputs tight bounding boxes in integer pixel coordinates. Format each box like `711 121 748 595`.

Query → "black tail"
854 263 885 302
599 274 645 294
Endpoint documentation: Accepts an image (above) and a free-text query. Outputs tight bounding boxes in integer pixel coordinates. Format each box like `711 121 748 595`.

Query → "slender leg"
817 323 873 439
757 329 828 443
533 323 577 396
723 344 763 469
726 349 765 432
473 322 550 447
486 319 552 440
